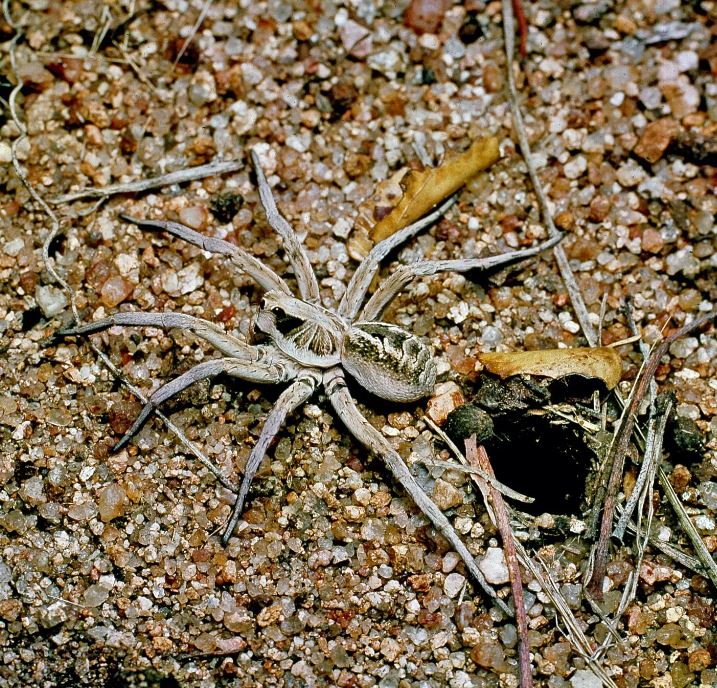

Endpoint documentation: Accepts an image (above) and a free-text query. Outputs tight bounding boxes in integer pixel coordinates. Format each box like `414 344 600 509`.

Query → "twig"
510 0 529 58
51 160 245 204
658 466 717 589
5 24 239 496
501 0 597 348
617 507 706 575
173 0 214 67
613 394 672 540
525 554 619 688
422 415 534 503
587 311 716 596
465 438 533 688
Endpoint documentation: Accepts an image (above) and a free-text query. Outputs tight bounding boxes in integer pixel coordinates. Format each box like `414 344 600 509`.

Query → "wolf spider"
62 150 560 608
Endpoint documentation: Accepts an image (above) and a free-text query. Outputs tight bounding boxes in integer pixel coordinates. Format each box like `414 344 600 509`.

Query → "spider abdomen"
341 322 436 403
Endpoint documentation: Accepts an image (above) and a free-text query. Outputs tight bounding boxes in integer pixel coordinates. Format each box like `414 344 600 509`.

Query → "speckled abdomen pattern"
341 322 436 403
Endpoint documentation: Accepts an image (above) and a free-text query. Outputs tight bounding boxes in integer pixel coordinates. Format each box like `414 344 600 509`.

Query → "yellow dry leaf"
478 347 623 389
370 136 500 243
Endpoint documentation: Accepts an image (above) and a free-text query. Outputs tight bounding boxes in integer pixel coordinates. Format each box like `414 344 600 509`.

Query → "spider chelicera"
62 149 560 609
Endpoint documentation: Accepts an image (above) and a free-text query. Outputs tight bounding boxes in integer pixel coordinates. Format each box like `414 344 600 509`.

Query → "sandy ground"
0 0 715 686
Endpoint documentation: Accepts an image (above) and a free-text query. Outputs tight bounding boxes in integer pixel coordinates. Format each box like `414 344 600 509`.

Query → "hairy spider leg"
338 196 457 320
120 214 292 296
251 150 320 304
59 311 262 361
112 357 296 451
360 233 563 321
324 367 512 616
222 370 322 544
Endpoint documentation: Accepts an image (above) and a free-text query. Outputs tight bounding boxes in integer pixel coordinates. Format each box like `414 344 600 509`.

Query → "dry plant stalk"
588 311 717 596
370 136 500 242
465 437 533 688
478 347 623 390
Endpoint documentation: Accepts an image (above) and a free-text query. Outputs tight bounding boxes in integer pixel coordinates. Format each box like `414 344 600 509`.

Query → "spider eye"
271 306 283 315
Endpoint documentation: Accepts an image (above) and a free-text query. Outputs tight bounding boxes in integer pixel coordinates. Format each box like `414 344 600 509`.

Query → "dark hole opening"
484 411 594 516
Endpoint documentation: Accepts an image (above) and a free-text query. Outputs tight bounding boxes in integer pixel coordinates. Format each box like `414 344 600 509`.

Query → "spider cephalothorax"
62 149 560 610
255 290 436 402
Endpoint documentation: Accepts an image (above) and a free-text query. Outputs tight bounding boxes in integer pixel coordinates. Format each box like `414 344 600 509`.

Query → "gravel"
0 0 715 686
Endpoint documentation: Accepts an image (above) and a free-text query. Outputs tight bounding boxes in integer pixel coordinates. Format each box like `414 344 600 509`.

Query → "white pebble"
3 238 25 256
0 141 12 163
478 547 509 585
563 155 587 180
443 572 466 598
570 669 603 688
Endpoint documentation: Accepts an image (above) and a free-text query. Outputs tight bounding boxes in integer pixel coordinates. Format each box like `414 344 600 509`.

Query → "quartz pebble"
100 276 134 307
443 572 466 598
97 483 127 522
35 285 67 318
570 669 603 688
432 479 463 510
478 547 509 585
634 119 678 163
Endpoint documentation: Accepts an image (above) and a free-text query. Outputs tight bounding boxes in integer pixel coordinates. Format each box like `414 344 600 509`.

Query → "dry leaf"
478 347 622 389
370 136 500 243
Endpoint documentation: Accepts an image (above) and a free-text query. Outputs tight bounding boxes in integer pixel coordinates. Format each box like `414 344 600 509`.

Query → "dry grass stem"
501 0 597 348
51 159 245 204
465 438 533 688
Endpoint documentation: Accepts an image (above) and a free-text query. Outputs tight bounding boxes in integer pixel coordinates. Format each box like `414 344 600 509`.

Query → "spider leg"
338 196 457 320
359 233 563 321
251 150 320 303
324 368 511 615
113 356 297 451
59 311 267 361
120 214 291 296
221 369 321 545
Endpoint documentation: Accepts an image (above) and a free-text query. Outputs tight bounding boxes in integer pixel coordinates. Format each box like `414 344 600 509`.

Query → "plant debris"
478 346 623 389
370 136 500 243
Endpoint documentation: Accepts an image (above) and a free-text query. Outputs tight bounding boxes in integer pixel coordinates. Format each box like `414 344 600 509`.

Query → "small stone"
67 500 98 522
100 275 134 308
563 156 587 180
687 648 711 672
634 119 678 163
470 639 508 672
478 547 509 585
38 502 62 523
616 160 647 187
573 1 610 23
426 383 465 425
0 599 23 622
443 572 466 598
338 20 372 58
332 218 352 239
3 237 24 256
404 0 449 34
570 669 602 688
35 285 68 318
665 248 699 277
256 604 284 627
19 476 46 506
178 206 208 231
39 602 67 629
432 479 463 510
0 142 12 164
639 560 675 584
380 637 402 661
83 584 109 608
641 228 664 253
614 14 637 34
97 483 127 522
